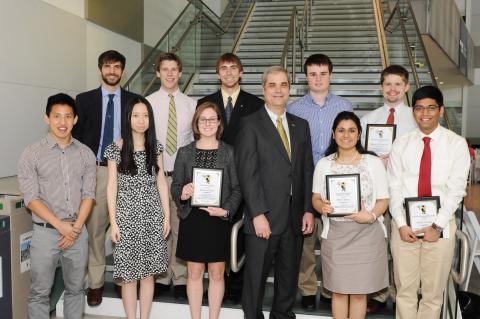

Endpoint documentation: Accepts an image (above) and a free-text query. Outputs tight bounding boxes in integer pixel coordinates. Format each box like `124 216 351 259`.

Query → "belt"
34 222 55 229
96 160 108 167
164 171 174 177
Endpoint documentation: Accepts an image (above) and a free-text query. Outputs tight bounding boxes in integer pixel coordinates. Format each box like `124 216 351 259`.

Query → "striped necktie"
166 93 177 156
276 116 291 159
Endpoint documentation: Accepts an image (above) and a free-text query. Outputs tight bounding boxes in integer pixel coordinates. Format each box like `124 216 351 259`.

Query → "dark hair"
380 65 409 84
46 93 76 117
97 50 126 70
118 96 159 176
304 54 333 75
215 53 244 73
325 111 376 157
412 85 444 107
155 52 182 72
192 101 224 140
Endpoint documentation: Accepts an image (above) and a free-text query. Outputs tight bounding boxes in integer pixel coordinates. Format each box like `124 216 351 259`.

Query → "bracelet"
369 211 377 224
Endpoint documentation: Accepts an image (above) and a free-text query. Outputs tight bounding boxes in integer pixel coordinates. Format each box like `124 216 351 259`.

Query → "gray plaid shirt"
18 133 96 223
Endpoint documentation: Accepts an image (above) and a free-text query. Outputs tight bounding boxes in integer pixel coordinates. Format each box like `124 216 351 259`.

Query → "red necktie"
418 137 432 197
386 108 395 125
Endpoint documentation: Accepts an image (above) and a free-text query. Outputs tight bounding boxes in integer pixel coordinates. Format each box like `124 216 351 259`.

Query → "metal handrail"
373 0 388 68
300 0 309 51
139 10 203 96
451 229 469 285
223 0 244 32
124 2 192 90
280 8 298 83
232 2 256 53
230 217 245 273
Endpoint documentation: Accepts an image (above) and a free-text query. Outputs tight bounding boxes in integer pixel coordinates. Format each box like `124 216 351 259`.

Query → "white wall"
0 0 141 178
144 0 188 47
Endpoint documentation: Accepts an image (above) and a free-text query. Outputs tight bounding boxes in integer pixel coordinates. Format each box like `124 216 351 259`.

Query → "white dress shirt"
360 103 417 146
265 105 291 146
146 87 196 172
387 125 470 232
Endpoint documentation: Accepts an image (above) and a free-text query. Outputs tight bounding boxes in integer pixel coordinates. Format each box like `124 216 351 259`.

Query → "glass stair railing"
124 0 251 97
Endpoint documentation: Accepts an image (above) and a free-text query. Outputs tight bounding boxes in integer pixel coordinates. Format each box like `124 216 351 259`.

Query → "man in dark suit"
236 66 315 319
73 50 138 306
197 53 264 303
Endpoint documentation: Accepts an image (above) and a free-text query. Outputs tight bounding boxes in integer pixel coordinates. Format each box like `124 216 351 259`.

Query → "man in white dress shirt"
361 65 417 313
146 52 196 300
388 86 469 319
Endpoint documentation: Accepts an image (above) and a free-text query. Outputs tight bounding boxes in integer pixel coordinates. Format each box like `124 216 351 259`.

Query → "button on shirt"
360 102 417 146
146 88 196 172
17 134 97 223
287 93 353 164
387 125 470 230
97 86 121 160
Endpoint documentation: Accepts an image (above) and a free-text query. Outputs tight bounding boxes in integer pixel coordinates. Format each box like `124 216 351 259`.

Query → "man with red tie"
387 86 470 319
360 64 417 313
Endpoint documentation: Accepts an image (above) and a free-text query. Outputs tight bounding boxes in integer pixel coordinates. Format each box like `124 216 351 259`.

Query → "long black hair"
324 111 376 157
118 96 159 176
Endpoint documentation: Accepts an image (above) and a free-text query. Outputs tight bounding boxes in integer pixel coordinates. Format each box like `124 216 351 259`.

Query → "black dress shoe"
154 283 170 297
319 294 332 304
174 285 187 301
301 295 317 311
223 289 241 304
366 299 387 314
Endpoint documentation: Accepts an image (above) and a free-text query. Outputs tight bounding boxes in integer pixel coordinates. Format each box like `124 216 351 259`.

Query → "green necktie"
276 116 291 159
166 93 177 156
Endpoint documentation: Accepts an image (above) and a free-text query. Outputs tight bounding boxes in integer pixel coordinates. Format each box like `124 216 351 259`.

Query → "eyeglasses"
413 105 440 113
198 117 219 125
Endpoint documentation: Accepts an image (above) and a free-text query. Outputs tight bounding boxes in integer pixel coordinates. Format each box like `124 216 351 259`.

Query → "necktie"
418 137 432 197
225 96 233 124
166 93 177 156
276 116 291 159
101 94 115 160
386 107 395 125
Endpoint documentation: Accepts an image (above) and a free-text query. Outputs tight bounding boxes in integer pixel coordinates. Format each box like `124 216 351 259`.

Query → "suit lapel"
259 108 291 163
93 87 103 133
212 91 227 123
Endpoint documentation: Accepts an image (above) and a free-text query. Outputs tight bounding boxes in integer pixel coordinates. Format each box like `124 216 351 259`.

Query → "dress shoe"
366 299 387 314
223 288 241 304
301 295 317 311
174 285 187 301
154 283 170 297
114 284 122 298
87 287 104 307
319 294 332 304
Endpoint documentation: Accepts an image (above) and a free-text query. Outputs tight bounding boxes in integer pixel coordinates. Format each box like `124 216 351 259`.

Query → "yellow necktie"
276 116 291 159
166 93 177 156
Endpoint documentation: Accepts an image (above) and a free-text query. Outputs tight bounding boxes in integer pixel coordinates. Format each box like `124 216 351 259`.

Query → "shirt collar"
382 102 406 112
307 92 332 108
221 87 241 105
45 133 75 149
265 105 287 122
159 87 180 97
101 86 120 98
417 124 442 141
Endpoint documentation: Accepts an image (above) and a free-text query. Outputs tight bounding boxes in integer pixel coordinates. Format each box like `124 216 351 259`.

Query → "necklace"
336 151 360 165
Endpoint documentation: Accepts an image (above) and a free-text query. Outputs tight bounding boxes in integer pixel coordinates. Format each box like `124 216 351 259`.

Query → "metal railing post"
292 10 297 83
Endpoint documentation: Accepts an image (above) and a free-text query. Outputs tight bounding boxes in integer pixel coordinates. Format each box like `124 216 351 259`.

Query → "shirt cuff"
393 215 407 228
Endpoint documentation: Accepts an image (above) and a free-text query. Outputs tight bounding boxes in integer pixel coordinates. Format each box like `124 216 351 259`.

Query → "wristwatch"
431 223 443 234
221 210 230 220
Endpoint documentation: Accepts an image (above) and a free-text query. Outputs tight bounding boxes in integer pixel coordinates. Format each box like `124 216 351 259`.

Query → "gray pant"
28 224 88 319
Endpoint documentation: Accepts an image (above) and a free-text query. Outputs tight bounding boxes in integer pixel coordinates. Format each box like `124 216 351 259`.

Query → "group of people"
17 49 470 319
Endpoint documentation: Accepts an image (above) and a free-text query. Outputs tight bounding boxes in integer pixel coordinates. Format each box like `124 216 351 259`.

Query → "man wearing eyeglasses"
197 53 264 303
146 52 196 300
360 64 417 313
387 86 469 319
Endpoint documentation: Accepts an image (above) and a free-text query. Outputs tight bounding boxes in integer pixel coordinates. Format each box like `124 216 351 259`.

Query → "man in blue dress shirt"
287 54 353 310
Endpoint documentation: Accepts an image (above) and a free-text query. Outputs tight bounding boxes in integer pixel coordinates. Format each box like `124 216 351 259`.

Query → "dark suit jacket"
235 107 314 236
171 141 242 222
73 87 138 155
197 90 264 145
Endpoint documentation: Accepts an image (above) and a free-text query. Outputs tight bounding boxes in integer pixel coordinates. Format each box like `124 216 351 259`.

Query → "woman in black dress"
172 101 242 319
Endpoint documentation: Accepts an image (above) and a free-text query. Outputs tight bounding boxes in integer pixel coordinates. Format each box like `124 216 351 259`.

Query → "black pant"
242 226 303 319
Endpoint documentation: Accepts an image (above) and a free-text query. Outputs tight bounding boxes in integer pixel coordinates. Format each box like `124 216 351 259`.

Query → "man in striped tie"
146 52 196 300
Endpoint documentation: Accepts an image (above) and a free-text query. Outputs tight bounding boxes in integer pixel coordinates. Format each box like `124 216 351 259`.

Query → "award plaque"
325 173 361 216
365 124 397 156
405 196 441 238
191 168 223 207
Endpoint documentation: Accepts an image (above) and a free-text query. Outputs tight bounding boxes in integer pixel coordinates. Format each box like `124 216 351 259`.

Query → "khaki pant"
391 219 456 319
86 166 108 289
155 176 187 285
298 219 331 297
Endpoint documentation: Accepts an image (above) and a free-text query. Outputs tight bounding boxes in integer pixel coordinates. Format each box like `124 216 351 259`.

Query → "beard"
102 74 121 86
